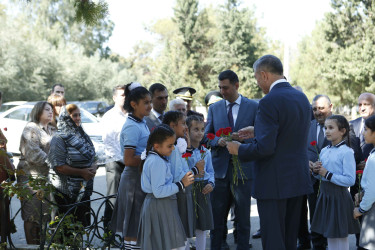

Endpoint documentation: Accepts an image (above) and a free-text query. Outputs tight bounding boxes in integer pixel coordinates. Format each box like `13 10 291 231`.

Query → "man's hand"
232 132 242 142
238 126 254 140
218 138 227 147
226 141 241 155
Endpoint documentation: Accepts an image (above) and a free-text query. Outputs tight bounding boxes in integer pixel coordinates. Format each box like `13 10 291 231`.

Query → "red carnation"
201 144 207 148
223 127 232 136
310 141 317 146
207 133 215 140
216 128 224 137
182 152 192 159
365 158 368 162
356 170 364 175
200 149 205 154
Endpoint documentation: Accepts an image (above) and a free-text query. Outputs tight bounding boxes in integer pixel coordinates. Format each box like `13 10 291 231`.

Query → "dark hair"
149 83 167 97
186 115 204 129
123 83 150 112
365 115 375 132
30 101 53 123
51 83 64 93
140 124 175 172
253 55 283 75
218 70 239 85
112 85 126 96
162 110 185 126
326 115 350 146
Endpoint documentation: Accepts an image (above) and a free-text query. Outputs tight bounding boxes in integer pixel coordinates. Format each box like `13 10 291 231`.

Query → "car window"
5 108 32 121
81 109 98 123
0 105 17 113
80 103 98 113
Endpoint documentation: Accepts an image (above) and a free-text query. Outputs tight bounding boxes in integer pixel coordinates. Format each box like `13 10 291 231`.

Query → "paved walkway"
9 166 358 249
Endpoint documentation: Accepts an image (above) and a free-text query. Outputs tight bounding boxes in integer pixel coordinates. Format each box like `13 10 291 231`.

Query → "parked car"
0 104 107 165
72 101 109 118
0 101 28 114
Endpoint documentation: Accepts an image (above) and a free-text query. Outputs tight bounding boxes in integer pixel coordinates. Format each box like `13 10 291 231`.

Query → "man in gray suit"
144 83 168 131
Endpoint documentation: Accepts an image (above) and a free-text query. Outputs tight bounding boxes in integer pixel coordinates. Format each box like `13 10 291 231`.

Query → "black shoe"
252 229 261 239
221 241 230 250
297 242 311 250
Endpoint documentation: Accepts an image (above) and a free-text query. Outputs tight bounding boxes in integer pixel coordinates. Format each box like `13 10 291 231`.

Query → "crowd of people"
0 54 375 250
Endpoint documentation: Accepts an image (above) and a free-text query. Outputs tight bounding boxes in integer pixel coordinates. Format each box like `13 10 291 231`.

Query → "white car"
0 104 106 165
0 101 28 114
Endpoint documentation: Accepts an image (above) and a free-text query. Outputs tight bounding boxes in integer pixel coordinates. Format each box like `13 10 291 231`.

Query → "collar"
128 114 143 123
370 148 375 155
148 150 169 162
225 95 242 107
151 108 163 119
269 79 287 92
328 140 346 148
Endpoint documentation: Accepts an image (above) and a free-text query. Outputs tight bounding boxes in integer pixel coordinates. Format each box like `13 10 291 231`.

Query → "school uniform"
311 141 360 238
110 114 150 238
187 146 214 231
359 148 375 249
138 151 186 249
168 146 195 238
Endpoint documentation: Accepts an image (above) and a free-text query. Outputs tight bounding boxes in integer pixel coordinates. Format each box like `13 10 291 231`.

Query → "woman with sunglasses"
48 104 97 228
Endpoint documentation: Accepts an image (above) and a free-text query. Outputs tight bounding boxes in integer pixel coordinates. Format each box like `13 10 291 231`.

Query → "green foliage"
291 0 375 105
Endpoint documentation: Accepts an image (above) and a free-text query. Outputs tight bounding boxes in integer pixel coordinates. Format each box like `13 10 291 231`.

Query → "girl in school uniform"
138 124 194 250
186 115 215 250
110 82 151 250
163 111 204 249
311 115 360 250
354 115 375 249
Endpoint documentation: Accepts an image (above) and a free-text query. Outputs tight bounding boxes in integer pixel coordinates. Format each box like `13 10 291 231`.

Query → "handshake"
218 126 254 155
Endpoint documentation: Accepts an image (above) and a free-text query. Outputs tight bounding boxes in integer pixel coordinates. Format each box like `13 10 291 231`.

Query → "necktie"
227 103 235 129
158 114 164 122
317 124 325 151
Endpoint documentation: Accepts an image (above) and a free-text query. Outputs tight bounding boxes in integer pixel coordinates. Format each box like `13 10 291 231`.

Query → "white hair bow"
176 138 187 154
129 82 142 91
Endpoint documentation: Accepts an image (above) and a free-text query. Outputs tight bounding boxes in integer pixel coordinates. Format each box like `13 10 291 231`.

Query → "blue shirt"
360 149 375 212
141 151 183 198
168 147 189 183
120 114 150 158
187 146 215 184
314 141 356 187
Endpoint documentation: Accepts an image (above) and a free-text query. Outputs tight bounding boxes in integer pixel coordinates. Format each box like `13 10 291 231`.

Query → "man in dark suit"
298 95 332 250
350 92 375 250
227 55 313 250
205 70 258 250
144 83 168 131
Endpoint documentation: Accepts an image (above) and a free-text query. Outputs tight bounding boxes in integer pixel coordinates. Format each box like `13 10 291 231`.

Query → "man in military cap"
205 90 223 107
173 87 204 118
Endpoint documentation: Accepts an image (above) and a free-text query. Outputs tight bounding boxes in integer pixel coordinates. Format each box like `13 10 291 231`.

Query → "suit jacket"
144 112 161 131
307 119 331 184
205 96 258 180
350 117 373 160
238 82 313 200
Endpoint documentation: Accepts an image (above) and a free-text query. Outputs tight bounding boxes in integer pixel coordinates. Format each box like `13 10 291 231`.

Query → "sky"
106 0 333 57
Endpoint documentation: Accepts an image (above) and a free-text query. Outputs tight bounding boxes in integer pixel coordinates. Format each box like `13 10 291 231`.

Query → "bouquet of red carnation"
217 127 245 185
182 152 192 163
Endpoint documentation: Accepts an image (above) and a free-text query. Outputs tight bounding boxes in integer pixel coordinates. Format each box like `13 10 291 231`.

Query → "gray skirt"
360 203 375 249
311 181 360 238
137 193 186 249
110 167 146 238
177 185 195 238
192 181 214 231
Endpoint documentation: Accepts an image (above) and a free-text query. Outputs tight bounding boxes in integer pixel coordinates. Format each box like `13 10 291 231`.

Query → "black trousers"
257 195 303 250
103 161 124 228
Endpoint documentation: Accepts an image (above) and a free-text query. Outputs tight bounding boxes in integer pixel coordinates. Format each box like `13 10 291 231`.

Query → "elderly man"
145 83 168 131
227 55 313 250
298 95 332 250
51 84 65 97
169 98 187 115
350 93 375 250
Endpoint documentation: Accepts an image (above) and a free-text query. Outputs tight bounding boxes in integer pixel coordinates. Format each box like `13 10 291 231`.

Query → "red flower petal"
207 133 215 140
310 140 317 146
356 170 364 175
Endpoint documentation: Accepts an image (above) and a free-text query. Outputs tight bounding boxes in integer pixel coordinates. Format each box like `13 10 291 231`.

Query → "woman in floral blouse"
17 101 56 244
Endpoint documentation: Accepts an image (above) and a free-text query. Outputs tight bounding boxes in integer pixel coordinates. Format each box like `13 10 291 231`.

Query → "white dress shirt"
225 95 242 127
151 108 163 123
101 105 128 162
